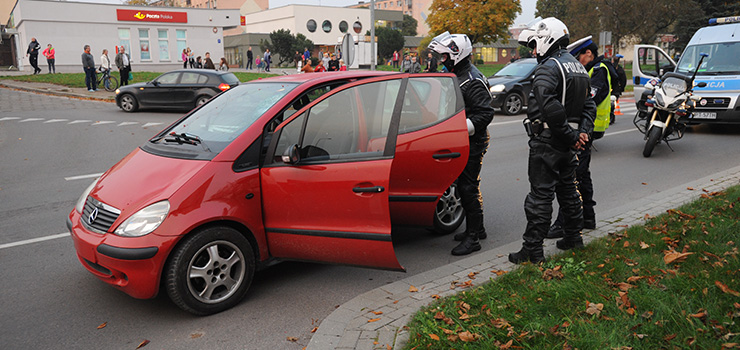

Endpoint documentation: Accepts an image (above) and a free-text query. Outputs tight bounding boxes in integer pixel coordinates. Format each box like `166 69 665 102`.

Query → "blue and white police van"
633 16 740 124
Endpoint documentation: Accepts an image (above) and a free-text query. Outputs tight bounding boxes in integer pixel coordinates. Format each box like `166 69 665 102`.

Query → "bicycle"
97 68 119 92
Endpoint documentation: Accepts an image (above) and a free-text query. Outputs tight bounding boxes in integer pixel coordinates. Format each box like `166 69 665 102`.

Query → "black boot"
583 218 596 229
556 237 584 250
451 236 481 256
508 247 545 264
545 224 564 239
453 230 487 241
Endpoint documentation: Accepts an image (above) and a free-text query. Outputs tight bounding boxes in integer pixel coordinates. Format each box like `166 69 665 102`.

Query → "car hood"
91 148 208 213
487 76 522 86
118 82 149 91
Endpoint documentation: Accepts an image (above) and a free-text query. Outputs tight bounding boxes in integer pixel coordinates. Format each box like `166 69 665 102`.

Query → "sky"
73 0 537 26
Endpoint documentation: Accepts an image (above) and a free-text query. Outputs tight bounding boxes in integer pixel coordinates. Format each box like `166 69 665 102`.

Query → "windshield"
677 42 740 75
150 82 298 155
661 76 687 97
494 59 536 77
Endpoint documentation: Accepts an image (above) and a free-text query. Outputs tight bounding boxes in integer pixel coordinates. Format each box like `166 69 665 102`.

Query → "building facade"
351 0 432 36
6 0 238 73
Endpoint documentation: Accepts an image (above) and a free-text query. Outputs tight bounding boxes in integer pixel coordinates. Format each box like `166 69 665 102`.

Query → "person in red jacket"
314 60 326 72
42 43 56 74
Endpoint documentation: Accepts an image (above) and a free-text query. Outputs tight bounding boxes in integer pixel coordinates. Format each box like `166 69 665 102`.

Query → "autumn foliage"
426 0 522 45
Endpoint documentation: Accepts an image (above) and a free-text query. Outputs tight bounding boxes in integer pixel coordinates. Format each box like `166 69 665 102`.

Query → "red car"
67 71 470 315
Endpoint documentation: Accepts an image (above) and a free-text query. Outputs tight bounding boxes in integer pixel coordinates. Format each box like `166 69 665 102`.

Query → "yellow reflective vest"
589 62 612 132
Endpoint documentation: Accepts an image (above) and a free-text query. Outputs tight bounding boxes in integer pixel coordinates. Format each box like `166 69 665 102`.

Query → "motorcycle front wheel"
643 126 662 157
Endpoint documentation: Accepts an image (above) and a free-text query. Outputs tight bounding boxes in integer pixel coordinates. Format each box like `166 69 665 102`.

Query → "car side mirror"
281 144 300 164
696 82 707 88
151 81 159 86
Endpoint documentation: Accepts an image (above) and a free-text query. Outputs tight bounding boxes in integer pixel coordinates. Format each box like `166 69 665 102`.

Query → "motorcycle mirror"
697 82 707 87
700 52 709 57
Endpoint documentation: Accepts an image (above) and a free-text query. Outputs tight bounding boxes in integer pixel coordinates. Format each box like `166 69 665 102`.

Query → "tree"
260 29 295 66
426 0 521 45
401 15 418 36
124 0 150 4
671 0 740 51
292 33 314 58
375 27 405 62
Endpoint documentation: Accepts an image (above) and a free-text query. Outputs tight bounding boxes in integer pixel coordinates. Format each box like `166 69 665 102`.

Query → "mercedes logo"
88 207 99 225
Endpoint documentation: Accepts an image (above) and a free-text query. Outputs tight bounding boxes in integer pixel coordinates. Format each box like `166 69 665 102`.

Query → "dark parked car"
487 58 537 115
115 69 239 112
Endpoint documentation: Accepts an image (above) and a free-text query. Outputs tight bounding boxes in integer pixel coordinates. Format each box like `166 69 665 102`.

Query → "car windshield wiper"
164 132 202 145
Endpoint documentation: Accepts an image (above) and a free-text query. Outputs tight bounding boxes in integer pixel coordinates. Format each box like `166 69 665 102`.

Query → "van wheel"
433 183 465 234
165 226 255 316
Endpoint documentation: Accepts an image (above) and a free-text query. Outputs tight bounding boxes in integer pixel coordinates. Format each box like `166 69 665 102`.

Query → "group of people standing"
397 52 438 73
427 17 615 261
80 44 132 92
181 48 229 71
26 37 55 74
298 50 347 73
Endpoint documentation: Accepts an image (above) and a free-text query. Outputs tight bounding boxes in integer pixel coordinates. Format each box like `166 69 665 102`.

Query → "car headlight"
114 201 170 237
75 178 99 213
489 84 506 93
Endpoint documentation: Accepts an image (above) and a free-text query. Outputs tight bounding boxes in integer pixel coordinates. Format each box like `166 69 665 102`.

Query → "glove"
466 119 475 136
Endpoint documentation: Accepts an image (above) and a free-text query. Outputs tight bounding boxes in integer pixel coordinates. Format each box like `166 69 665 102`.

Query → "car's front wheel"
165 226 255 316
433 183 465 234
503 92 523 115
119 94 138 113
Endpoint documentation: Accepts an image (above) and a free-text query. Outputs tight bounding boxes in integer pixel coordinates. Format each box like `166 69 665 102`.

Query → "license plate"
692 112 717 119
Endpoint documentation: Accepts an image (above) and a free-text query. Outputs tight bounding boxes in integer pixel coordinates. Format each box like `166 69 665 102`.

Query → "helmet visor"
432 31 452 44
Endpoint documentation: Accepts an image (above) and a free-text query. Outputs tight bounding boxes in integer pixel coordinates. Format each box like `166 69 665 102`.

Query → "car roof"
247 71 400 84
687 22 740 46
166 69 234 76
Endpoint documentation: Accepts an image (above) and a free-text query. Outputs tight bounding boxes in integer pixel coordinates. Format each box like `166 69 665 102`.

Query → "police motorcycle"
634 53 709 157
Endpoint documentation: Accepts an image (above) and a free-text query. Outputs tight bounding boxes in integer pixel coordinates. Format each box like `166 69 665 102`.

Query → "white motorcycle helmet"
428 31 473 71
523 17 570 61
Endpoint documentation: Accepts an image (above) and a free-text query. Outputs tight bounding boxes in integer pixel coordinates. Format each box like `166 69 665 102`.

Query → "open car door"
634 45 677 97
261 75 407 271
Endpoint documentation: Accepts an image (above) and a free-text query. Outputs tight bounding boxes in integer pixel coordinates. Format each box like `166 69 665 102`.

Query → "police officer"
546 36 612 239
428 32 495 256
611 54 627 124
509 18 597 264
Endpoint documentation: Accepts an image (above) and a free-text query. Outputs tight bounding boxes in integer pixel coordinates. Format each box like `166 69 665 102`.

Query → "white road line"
91 121 116 125
0 232 69 250
65 173 103 181
68 120 92 124
142 122 163 128
19 118 44 123
118 122 139 126
0 117 20 122
603 128 638 137
45 119 69 123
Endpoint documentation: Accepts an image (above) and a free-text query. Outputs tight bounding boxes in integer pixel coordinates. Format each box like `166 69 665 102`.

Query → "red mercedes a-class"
67 71 470 315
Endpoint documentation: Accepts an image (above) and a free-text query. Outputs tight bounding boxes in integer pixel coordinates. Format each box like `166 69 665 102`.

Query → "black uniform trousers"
459 131 490 236
523 133 583 250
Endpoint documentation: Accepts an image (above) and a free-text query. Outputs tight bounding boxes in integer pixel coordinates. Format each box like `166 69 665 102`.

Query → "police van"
633 16 740 124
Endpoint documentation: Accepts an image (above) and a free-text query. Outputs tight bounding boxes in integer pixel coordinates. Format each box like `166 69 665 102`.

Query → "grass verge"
0 71 276 88
405 185 740 349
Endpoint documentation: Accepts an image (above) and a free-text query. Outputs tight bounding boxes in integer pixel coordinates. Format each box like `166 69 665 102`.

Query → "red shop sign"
117 9 188 23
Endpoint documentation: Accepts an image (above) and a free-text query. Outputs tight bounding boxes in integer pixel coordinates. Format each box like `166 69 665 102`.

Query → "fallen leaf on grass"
640 242 650 249
428 334 440 341
664 250 694 264
97 322 107 329
434 312 446 320
431 294 440 300
136 340 150 349
491 269 508 276
447 334 459 342
664 334 677 341
716 281 740 296
408 285 418 292
586 302 604 316
689 310 707 319
722 343 739 349
499 339 514 348
644 214 652 220
617 282 635 291
542 268 564 281
458 331 480 342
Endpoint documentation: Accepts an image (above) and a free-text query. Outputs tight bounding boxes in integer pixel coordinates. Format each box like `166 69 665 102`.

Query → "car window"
221 73 240 85
275 79 401 162
398 77 458 133
677 42 740 75
266 84 340 133
180 72 202 84
155 72 180 85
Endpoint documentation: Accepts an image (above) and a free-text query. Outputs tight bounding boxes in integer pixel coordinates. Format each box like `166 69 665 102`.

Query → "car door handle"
353 186 385 193
433 152 461 159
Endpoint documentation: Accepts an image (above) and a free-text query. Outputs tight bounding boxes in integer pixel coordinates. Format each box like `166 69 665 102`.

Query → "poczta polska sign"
116 9 188 23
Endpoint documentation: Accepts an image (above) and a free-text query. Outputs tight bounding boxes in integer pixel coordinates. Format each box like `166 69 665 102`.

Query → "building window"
176 30 187 62
139 29 151 61
339 21 348 33
322 20 332 33
481 47 497 62
158 29 170 61
118 28 131 56
353 21 362 34
307 19 317 33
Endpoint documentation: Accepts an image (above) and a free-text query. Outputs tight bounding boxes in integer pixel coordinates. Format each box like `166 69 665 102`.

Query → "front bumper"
67 210 179 299
490 92 506 108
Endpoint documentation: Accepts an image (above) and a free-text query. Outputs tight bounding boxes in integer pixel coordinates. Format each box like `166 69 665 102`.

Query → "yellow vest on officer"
589 62 611 132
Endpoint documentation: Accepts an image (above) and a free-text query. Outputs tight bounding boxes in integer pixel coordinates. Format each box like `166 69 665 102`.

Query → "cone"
614 100 623 115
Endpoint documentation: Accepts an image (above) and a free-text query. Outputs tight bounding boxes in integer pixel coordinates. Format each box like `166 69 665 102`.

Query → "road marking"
68 120 92 124
19 118 44 123
0 232 69 250
0 117 20 122
142 122 163 128
65 173 103 181
118 122 139 126
91 121 116 125
45 119 69 123
604 129 638 137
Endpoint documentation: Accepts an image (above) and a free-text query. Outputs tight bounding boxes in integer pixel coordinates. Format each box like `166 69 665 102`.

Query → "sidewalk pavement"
307 165 740 350
0 79 116 102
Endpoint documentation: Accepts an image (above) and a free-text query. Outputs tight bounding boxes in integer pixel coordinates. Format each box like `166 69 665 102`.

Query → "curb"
307 164 740 350
0 80 115 103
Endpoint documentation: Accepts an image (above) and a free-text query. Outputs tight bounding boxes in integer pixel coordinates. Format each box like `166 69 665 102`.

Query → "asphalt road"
2 88 740 350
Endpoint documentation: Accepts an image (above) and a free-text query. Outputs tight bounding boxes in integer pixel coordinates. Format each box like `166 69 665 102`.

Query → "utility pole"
370 0 376 70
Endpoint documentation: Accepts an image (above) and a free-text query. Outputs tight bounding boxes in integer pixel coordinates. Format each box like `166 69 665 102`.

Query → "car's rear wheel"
119 94 138 113
433 182 465 234
196 95 211 107
165 226 255 316
503 93 523 115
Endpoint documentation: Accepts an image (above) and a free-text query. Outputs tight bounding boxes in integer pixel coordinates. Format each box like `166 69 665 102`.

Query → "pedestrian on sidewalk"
81 44 97 92
509 17 596 264
115 46 132 86
246 47 253 70
218 57 229 71
263 49 271 72
428 32 494 256
187 47 195 68
100 48 111 74
27 37 42 74
392 50 399 69
42 43 55 74
181 49 188 69
204 52 215 70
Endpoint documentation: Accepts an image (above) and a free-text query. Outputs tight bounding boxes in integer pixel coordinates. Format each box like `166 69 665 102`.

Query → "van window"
677 42 740 75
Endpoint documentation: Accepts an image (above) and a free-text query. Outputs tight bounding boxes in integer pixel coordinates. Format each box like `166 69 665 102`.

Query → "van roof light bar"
708 16 740 25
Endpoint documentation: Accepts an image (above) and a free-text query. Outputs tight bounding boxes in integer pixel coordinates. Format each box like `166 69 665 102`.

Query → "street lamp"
370 0 375 70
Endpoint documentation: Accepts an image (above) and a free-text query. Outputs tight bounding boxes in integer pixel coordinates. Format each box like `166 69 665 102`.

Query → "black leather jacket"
527 49 596 147
452 59 495 140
